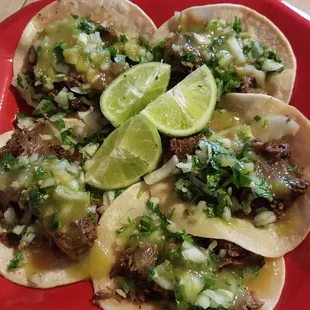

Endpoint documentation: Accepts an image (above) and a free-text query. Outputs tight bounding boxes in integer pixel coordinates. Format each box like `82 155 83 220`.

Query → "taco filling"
153 17 283 99
146 106 309 228
95 197 271 309
0 127 100 272
15 14 154 114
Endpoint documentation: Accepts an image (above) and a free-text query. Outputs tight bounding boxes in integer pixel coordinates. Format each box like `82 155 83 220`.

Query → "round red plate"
0 0 310 309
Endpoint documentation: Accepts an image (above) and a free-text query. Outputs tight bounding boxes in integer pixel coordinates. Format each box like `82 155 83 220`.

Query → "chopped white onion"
144 155 179 185
4 208 17 226
254 211 277 227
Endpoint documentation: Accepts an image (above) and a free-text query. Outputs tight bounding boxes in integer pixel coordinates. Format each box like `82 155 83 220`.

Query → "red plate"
0 0 310 309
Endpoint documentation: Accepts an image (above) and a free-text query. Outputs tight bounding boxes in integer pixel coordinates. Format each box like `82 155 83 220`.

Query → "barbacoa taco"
91 182 285 310
146 93 310 258
0 125 101 288
150 4 296 103
11 0 158 170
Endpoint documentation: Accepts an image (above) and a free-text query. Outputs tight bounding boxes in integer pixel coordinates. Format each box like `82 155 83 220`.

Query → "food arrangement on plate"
0 0 308 309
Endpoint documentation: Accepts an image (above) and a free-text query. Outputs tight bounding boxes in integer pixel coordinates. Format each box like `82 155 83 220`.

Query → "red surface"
0 0 310 309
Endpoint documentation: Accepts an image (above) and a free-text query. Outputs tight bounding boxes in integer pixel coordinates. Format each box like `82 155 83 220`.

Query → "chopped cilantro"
17 75 24 88
148 268 155 278
109 46 118 58
27 184 46 217
50 212 60 231
254 115 261 121
16 113 26 120
152 41 165 61
137 37 151 51
122 278 135 295
115 188 125 198
182 51 196 63
286 118 291 124
203 127 214 138
60 129 73 146
71 14 79 20
183 209 190 216
1 153 18 171
8 251 24 271
33 166 47 180
77 17 96 34
119 34 128 43
56 119 66 129
53 42 66 63
33 99 57 118
233 16 242 34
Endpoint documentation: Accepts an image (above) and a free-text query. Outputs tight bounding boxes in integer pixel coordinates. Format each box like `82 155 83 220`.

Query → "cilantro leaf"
233 16 242 34
8 251 24 271
77 17 96 34
1 153 18 171
53 42 66 63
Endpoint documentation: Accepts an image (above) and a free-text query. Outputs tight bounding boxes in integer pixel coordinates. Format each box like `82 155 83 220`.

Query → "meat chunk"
239 77 266 94
169 134 205 159
269 199 285 219
241 292 264 310
47 145 82 166
163 33 203 75
250 139 291 160
98 25 118 43
239 77 254 93
0 129 45 160
110 242 158 279
54 216 97 260
289 178 310 194
69 98 89 112
0 129 82 166
216 240 263 269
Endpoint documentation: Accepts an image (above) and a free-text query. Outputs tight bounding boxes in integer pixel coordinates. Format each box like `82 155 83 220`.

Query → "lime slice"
84 114 162 190
141 64 217 137
100 62 171 127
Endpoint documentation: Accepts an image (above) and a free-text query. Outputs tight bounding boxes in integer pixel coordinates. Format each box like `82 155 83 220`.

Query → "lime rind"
85 114 162 190
100 62 171 127
141 64 217 137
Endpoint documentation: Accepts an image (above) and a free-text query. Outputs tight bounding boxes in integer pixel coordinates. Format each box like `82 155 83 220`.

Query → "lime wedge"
100 62 171 127
84 114 162 190
141 65 217 137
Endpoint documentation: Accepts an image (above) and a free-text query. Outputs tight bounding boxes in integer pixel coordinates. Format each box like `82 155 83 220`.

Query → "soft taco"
12 0 157 158
150 4 296 103
92 182 285 310
0 125 102 288
146 93 310 258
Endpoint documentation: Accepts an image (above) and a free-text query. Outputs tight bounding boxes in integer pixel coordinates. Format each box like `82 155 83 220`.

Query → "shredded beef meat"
53 75 84 92
250 139 291 160
241 292 265 310
69 98 89 112
0 233 20 248
169 134 205 159
269 199 286 219
239 77 266 94
110 242 158 279
54 216 97 260
239 77 254 93
98 25 118 43
289 178 310 194
216 240 263 268
163 33 203 75
0 129 82 165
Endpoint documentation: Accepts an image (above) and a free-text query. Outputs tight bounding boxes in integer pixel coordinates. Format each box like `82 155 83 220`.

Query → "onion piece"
4 208 17 226
144 155 179 185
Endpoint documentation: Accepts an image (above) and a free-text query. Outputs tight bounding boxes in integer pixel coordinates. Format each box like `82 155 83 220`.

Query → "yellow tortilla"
0 131 90 288
92 182 285 309
151 4 296 103
13 0 157 106
150 93 310 258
